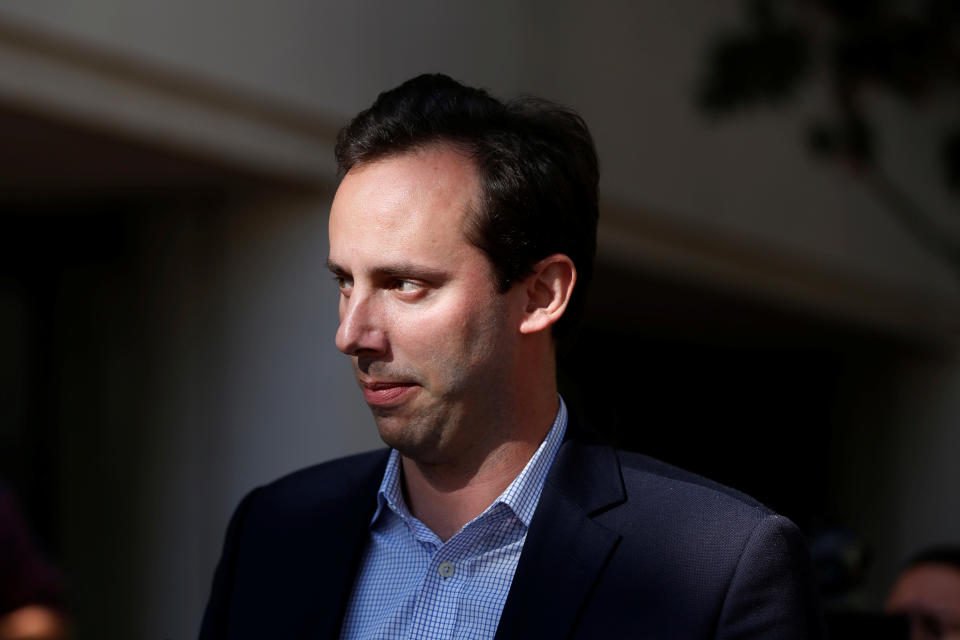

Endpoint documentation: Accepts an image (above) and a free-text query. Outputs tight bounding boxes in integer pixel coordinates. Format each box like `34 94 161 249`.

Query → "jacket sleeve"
198 489 259 640
715 514 826 639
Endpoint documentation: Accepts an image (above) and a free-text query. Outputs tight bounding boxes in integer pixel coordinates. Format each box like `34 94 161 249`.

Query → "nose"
335 291 388 356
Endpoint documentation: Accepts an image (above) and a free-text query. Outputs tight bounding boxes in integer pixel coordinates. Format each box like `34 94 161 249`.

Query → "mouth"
360 380 418 407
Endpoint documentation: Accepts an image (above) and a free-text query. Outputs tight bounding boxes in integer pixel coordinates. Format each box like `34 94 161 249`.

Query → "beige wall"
2 0 956 299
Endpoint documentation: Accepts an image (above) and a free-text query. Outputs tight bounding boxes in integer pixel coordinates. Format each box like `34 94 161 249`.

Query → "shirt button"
438 561 455 579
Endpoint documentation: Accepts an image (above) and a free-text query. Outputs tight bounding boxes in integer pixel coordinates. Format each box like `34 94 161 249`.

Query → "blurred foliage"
697 0 960 273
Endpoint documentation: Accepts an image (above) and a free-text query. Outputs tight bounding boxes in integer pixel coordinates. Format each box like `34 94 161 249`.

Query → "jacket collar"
312 449 391 639
495 416 626 639
316 418 626 640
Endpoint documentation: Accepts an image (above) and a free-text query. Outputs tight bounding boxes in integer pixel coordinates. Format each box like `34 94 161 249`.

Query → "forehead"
888 564 960 609
328 145 481 265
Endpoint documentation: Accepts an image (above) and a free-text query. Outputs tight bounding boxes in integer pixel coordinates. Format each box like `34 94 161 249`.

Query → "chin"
373 414 416 448
374 415 445 462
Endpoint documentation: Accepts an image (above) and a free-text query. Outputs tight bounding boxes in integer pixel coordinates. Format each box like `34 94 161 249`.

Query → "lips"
361 381 417 406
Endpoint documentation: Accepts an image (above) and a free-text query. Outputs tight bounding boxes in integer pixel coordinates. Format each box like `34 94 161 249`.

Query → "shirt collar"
370 396 569 530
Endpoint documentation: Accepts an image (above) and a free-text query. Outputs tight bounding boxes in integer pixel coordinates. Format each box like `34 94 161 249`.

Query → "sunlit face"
886 563 960 640
328 145 524 465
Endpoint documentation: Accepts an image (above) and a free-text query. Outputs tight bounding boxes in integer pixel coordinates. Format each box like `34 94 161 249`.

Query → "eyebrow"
326 259 348 275
326 259 449 283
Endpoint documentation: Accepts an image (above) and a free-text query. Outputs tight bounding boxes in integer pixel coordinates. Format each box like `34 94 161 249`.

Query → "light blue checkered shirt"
339 398 568 640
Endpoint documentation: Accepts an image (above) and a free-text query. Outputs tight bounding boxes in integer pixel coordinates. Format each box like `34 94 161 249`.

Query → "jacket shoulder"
250 448 391 513
615 450 773 515
199 449 390 640
591 449 824 638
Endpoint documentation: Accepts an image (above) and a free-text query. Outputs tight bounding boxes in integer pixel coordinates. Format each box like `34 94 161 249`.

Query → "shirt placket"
408 543 468 639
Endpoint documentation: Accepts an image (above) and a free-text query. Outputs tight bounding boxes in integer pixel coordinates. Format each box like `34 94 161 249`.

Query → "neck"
402 390 559 542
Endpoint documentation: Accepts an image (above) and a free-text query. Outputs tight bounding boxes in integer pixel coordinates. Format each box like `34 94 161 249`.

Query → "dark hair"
335 73 599 346
906 545 960 571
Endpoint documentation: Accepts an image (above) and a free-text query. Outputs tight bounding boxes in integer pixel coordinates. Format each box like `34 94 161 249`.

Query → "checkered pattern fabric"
339 398 568 639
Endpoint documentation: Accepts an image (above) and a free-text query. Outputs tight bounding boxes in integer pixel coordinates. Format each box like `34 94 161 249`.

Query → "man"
886 546 960 640
200 74 824 639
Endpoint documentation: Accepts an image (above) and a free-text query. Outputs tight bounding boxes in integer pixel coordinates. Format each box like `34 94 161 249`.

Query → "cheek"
393 309 473 358
393 295 508 366
449 298 514 367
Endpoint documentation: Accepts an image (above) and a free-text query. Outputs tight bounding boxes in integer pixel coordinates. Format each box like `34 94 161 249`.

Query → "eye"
393 280 421 294
389 279 431 298
333 276 353 294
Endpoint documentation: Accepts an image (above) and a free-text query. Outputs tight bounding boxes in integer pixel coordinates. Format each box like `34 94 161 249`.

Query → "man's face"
327 145 524 465
886 563 960 640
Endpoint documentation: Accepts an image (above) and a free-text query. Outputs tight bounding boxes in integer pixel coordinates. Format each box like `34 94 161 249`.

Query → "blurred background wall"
0 1 957 637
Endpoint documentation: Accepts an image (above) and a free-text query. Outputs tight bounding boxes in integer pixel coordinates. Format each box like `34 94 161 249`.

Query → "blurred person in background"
200 73 824 639
886 546 960 640
0 484 68 640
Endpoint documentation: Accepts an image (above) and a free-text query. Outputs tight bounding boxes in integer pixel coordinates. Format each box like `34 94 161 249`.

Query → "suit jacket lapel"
495 429 626 640
309 450 390 640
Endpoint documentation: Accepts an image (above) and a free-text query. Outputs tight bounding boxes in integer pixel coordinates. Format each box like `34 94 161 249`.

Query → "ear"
518 254 577 335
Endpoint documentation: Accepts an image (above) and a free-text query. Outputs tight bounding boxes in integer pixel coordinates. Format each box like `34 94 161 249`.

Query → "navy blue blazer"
200 425 825 639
